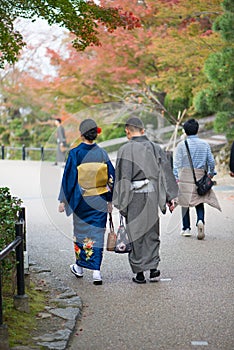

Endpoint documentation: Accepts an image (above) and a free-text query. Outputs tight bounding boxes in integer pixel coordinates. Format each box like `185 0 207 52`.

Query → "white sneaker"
197 221 205 240
180 229 192 237
70 264 84 278
93 270 102 285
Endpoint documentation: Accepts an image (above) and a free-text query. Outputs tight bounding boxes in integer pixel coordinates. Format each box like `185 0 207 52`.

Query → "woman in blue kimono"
58 119 115 285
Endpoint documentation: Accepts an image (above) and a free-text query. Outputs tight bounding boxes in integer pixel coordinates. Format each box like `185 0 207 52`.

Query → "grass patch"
3 277 48 347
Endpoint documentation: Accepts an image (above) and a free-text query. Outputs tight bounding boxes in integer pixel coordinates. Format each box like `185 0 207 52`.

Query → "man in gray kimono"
55 118 67 166
113 117 178 284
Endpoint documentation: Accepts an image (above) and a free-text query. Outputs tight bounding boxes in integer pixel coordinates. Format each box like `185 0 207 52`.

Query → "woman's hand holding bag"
106 213 117 251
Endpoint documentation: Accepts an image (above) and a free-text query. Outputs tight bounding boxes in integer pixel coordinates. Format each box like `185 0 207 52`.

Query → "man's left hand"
167 199 177 213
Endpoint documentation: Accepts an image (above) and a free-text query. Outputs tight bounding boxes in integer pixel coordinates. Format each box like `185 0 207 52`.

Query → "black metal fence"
1 145 57 161
0 208 27 348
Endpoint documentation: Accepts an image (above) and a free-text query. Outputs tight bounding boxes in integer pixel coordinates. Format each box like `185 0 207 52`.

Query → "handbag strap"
119 214 124 226
109 213 114 231
184 140 197 184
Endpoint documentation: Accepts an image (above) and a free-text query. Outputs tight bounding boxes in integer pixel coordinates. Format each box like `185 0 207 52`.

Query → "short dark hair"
55 118 62 124
183 119 199 135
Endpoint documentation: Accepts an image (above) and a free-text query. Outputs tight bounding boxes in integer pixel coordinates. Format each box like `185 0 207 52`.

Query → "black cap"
125 117 144 129
79 119 97 135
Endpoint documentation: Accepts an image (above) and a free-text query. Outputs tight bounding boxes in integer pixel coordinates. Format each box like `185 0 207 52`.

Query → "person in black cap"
113 117 178 284
58 118 115 285
173 118 221 240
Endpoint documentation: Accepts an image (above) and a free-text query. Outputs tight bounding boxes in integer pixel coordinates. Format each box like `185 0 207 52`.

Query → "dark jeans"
182 203 204 230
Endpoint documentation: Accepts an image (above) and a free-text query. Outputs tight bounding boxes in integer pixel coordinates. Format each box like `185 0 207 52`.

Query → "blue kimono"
58 142 115 270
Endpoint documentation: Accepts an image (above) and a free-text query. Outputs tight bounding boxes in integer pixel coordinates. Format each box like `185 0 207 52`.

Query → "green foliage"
0 9 25 67
4 117 52 146
222 0 234 12
0 187 22 274
194 0 234 140
32 124 54 146
214 111 234 139
205 89 221 112
4 280 47 347
0 125 6 134
213 12 234 41
0 189 48 346
213 0 234 41
98 124 125 142
196 87 233 115
0 0 230 142
0 0 140 69
13 128 31 141
1 131 10 145
9 118 21 129
164 95 190 117
194 48 234 116
204 47 234 89
6 118 32 145
65 100 86 114
193 89 214 116
219 95 234 112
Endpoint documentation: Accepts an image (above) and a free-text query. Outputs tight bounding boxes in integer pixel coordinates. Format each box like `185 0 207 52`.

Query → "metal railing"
0 145 57 161
0 208 28 349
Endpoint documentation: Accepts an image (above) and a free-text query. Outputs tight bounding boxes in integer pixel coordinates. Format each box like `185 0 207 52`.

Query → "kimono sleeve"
160 148 178 202
113 145 133 215
58 151 83 216
106 158 115 202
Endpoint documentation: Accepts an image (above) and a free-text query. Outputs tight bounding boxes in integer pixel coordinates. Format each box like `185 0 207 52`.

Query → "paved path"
0 159 233 350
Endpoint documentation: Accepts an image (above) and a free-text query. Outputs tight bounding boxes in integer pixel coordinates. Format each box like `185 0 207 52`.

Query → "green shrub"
1 131 10 145
214 111 234 141
98 124 125 142
164 95 190 117
32 124 55 145
193 89 214 116
0 187 22 275
0 125 6 134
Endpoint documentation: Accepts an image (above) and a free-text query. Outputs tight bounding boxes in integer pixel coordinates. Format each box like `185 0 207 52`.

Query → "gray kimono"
113 135 178 273
56 125 66 162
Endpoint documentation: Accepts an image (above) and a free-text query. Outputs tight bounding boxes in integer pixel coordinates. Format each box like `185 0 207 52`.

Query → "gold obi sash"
77 162 108 196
